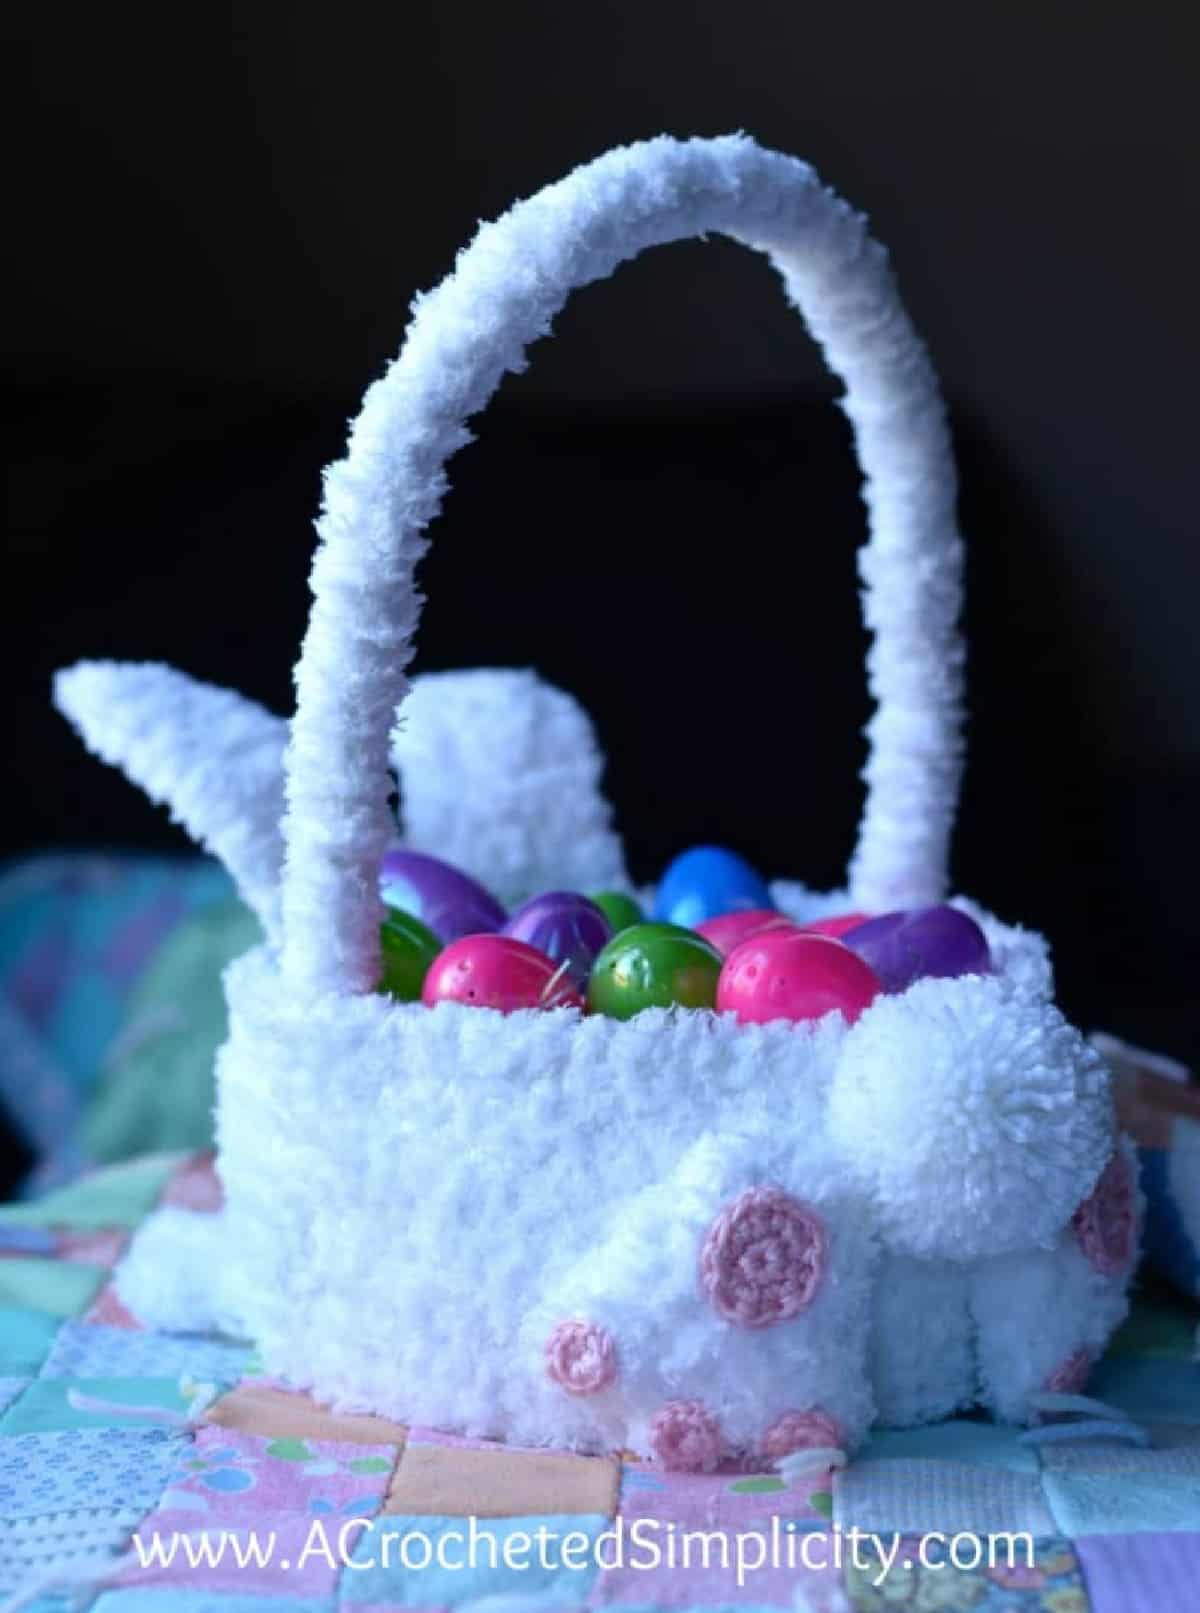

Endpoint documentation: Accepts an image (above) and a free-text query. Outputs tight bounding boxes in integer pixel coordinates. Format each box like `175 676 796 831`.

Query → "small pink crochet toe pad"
649 1399 723 1472
1043 1348 1094 1395
1072 1150 1136 1276
699 1185 827 1328
760 1408 845 1463
544 1319 618 1397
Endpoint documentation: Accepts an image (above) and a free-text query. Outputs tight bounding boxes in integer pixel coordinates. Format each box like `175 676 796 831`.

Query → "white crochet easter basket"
56 135 1139 1469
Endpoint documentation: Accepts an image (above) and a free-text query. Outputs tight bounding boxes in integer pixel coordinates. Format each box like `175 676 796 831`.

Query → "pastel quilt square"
1039 1421 1200 1474
843 1535 1086 1612
55 1230 128 1268
1043 1469 1200 1535
593 1468 841 1610
0 1507 144 1597
0 1308 60 1375
39 1321 251 1383
0 1598 77 1613
205 1386 408 1447
163 1427 396 1520
859 1419 1039 1473
589 1526 840 1609
339 1513 607 1607
0 1228 58 1257
385 1443 617 1519
833 1460 1056 1536
117 1510 343 1597
0 1426 184 1515
618 1463 836 1530
0 1156 177 1232
0 1258 104 1318
95 1593 332 1613
1076 1531 1200 1613
0 1379 30 1419
0 1377 189 1434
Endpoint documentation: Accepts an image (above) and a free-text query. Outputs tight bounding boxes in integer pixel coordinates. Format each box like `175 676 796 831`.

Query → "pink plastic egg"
802 912 870 938
696 908 799 958
421 934 584 1013
717 931 882 1027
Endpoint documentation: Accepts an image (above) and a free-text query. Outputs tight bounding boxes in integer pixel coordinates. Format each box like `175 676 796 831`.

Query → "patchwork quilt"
0 1152 1199 1613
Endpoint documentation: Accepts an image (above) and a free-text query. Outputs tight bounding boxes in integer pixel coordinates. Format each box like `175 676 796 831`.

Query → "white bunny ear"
54 660 630 943
53 661 286 942
390 668 629 907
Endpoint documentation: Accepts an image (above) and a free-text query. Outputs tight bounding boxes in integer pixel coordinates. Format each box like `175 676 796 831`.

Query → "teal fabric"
1044 1470 1200 1535
0 854 235 1190
0 1306 61 1374
82 899 260 1166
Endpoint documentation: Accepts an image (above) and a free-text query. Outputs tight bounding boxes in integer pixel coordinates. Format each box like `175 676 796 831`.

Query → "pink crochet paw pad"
649 1399 723 1472
760 1408 844 1463
544 1319 618 1397
1043 1348 1094 1395
1072 1150 1136 1276
699 1185 827 1328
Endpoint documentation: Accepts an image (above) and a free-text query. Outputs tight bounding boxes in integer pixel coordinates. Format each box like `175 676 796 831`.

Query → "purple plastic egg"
379 849 506 944
842 904 991 994
502 891 612 987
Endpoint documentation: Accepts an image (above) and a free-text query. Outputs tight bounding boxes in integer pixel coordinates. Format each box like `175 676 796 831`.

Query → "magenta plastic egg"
842 905 991 993
502 891 612 987
696 908 799 958
379 849 506 944
717 931 882 1026
421 934 584 1013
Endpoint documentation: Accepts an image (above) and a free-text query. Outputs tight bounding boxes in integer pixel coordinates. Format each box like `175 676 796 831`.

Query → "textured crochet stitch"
699 1186 827 1328
650 1400 725 1473
1073 1151 1137 1277
760 1408 845 1463
544 1320 618 1398
1043 1348 1095 1395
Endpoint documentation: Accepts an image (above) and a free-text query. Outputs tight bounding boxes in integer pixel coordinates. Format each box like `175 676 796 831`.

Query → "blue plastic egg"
651 845 774 929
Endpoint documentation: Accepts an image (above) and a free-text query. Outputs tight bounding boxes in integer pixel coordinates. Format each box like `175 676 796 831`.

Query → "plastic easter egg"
696 908 799 957
652 845 774 928
587 923 722 1020
589 890 644 935
842 905 991 993
717 931 882 1027
422 934 584 1013
378 906 442 1001
502 891 612 986
802 912 870 938
379 849 506 944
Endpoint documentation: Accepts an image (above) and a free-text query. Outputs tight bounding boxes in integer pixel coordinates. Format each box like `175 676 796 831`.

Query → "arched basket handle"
280 134 965 996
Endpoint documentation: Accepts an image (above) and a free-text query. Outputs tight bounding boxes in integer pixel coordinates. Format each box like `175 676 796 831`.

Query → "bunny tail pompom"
829 975 1114 1261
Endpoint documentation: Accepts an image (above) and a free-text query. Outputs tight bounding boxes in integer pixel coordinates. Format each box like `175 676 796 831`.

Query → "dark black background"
4 1 1198 1123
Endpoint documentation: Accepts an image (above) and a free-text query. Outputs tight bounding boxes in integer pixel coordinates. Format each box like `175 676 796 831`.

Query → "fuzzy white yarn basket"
56 134 1139 1468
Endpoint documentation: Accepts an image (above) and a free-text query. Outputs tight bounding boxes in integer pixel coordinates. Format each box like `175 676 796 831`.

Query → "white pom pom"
115 1207 248 1338
828 975 1113 1260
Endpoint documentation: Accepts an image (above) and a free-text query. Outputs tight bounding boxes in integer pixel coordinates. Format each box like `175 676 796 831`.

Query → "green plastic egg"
589 890 644 935
586 922 722 1020
378 905 442 1001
